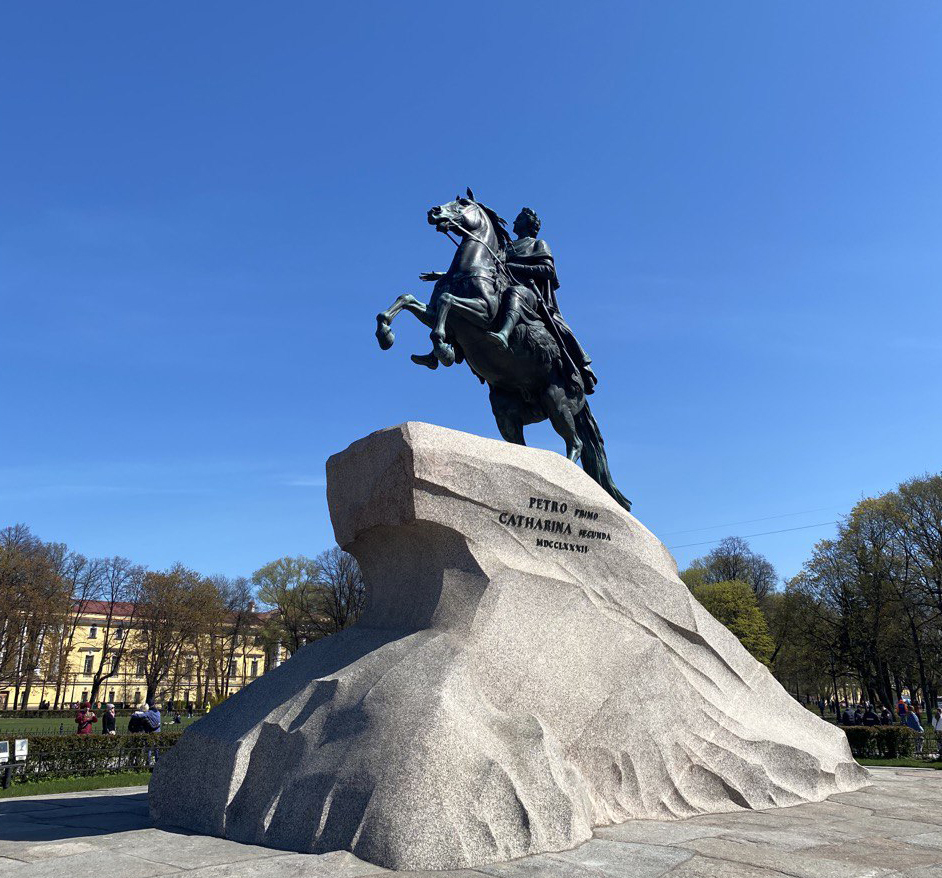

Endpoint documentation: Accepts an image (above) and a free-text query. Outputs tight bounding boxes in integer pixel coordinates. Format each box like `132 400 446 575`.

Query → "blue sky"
2 3 940 582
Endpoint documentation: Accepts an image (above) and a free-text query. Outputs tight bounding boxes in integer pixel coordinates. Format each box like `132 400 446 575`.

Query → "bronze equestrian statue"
375 189 631 512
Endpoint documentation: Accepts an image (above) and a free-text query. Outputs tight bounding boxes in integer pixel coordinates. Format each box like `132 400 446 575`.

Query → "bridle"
436 201 519 287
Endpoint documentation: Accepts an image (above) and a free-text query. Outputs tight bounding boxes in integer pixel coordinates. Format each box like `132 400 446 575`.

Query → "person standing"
880 706 893 725
904 705 925 755
862 705 879 726
75 702 97 735
101 703 117 735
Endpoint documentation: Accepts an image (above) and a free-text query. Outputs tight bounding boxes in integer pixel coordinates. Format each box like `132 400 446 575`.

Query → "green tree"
252 550 365 655
252 556 322 655
691 579 775 664
678 562 709 591
685 537 778 602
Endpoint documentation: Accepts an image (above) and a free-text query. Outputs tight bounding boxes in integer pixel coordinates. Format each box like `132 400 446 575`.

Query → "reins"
439 203 519 287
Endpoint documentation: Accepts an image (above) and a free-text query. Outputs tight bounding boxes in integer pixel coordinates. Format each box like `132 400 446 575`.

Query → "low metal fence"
0 731 183 784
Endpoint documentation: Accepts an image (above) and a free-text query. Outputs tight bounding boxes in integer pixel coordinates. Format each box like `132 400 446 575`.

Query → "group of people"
74 702 162 735
831 698 942 755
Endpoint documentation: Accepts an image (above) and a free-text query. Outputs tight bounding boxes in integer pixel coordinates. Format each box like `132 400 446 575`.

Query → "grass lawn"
0 771 151 798
858 757 942 769
0 714 202 737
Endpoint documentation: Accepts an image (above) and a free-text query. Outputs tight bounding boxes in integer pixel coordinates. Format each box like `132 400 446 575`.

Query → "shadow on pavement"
0 791 152 842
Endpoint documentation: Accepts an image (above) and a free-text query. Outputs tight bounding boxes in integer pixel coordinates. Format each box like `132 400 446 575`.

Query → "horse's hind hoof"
410 353 439 370
434 342 456 367
375 321 394 350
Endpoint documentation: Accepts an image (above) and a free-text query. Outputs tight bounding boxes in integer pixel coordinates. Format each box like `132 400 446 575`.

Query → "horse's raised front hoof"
433 341 456 367
410 352 439 370
375 319 395 350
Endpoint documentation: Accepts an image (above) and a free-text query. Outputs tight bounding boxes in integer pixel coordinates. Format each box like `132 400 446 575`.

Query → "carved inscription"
496 496 611 554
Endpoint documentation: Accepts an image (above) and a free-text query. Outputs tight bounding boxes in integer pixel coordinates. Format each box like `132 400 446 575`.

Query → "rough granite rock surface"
149 422 867 871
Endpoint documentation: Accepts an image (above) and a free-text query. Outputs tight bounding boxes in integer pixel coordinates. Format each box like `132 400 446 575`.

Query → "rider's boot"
410 351 439 370
486 296 523 351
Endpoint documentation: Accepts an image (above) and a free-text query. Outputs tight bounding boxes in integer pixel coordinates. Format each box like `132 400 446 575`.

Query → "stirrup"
485 330 511 350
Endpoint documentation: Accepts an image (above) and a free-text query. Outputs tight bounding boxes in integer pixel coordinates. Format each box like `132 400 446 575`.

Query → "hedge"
843 725 920 758
1 730 183 782
0 709 139 719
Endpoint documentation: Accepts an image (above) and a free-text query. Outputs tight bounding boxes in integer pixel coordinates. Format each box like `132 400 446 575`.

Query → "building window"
111 655 120 673
251 659 258 677
228 660 237 677
185 658 194 678
81 690 88 704
115 627 123 641
83 654 94 674
136 660 146 677
89 625 98 639
134 690 141 705
109 690 116 704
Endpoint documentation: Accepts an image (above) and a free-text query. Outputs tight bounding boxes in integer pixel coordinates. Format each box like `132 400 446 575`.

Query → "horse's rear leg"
542 383 583 463
490 389 527 446
375 295 430 350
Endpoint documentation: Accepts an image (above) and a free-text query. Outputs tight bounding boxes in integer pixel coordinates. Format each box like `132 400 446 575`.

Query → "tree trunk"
906 617 932 724
830 656 840 717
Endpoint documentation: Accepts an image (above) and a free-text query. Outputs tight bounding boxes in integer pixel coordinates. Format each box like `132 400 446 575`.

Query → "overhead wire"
667 521 838 550
660 506 842 537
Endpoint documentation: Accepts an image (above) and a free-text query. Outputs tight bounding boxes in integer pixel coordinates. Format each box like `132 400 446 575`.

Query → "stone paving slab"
0 769 939 876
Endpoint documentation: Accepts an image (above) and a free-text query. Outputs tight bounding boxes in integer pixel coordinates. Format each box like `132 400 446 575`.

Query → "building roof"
77 600 138 618
73 600 276 623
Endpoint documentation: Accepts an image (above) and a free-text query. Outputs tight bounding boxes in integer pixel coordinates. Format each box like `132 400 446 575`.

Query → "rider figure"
488 208 598 394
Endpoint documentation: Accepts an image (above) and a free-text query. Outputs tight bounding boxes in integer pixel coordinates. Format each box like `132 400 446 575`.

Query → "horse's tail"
575 404 632 513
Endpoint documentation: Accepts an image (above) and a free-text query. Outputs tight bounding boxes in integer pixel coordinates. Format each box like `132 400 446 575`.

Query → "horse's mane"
473 200 512 250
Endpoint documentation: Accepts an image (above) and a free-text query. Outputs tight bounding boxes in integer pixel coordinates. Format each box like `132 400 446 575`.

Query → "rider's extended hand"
419 271 444 282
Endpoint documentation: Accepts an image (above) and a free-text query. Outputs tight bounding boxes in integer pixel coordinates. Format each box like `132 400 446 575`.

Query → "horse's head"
427 188 513 254
427 190 487 236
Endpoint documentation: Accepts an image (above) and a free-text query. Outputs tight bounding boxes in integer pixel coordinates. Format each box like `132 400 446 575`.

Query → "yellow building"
1 600 279 710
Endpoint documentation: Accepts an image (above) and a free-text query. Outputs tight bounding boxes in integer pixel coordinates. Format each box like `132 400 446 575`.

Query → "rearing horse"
375 191 631 512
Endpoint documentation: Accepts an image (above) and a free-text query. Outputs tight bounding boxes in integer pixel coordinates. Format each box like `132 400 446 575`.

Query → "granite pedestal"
149 423 866 870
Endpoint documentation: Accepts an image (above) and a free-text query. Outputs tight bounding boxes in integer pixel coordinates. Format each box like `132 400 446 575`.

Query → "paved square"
0 769 938 876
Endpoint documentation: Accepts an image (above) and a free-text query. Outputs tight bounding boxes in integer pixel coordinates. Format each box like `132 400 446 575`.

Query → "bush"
874 724 916 758
843 726 877 758
843 724 917 759
1 730 183 782
0 709 137 719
